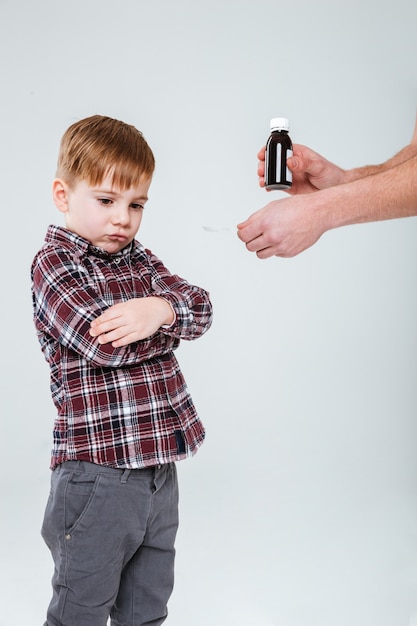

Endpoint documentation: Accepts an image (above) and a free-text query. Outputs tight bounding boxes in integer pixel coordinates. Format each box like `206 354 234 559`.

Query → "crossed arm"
237 113 417 258
32 247 212 363
90 297 174 347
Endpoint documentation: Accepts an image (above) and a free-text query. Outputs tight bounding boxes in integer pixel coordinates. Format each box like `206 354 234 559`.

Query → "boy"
31 115 213 626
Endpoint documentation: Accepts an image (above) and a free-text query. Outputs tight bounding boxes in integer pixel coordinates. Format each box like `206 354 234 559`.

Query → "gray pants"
41 460 179 626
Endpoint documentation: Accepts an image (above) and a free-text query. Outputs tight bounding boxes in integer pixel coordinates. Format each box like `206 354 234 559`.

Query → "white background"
1 1 417 624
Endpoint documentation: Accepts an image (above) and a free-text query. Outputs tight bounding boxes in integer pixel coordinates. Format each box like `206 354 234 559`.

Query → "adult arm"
257 114 417 192
239 114 417 258
238 154 417 258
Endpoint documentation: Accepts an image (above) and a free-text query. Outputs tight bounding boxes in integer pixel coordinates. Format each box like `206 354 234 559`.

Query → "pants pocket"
64 473 101 533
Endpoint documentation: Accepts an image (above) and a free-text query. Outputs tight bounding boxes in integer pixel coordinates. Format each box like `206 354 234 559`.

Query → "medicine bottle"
264 117 293 190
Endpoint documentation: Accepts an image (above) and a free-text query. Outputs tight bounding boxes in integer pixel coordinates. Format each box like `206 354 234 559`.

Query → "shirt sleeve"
143 247 214 340
31 245 178 367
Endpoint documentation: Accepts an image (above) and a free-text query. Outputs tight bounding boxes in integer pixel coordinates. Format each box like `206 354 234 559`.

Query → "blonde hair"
56 115 155 189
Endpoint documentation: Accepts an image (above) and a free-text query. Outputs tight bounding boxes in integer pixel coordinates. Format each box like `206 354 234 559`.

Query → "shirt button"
65 533 71 541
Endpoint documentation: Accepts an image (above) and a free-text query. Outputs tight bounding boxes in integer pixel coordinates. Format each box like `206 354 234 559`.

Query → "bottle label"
275 144 282 181
275 146 293 184
287 149 293 183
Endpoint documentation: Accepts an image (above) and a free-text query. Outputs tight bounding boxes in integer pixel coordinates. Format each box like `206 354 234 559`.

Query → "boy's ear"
52 179 70 213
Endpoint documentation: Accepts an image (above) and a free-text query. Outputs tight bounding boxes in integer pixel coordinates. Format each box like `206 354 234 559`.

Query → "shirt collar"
45 224 134 260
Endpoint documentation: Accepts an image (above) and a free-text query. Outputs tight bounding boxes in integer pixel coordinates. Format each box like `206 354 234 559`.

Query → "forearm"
32 263 176 367
240 116 417 259
36 302 176 368
319 154 417 230
237 154 417 259
147 251 213 340
157 288 213 340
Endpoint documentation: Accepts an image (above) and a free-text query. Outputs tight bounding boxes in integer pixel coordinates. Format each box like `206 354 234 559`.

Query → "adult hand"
257 144 346 194
237 193 329 259
90 297 174 347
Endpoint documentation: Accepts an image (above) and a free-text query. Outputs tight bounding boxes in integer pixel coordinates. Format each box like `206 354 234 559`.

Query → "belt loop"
120 469 131 484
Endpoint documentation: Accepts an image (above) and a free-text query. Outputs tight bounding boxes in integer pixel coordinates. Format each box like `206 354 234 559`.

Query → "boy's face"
53 174 152 254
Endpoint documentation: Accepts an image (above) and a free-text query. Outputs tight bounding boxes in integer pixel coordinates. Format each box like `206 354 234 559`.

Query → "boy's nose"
111 207 130 226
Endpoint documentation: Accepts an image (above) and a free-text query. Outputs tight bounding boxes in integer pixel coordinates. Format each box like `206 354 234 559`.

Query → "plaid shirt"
31 225 213 469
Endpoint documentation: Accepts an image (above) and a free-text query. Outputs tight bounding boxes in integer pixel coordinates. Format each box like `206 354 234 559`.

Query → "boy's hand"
90 297 175 347
257 144 347 194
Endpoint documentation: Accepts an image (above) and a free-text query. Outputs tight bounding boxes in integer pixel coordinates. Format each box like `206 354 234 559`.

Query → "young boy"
31 115 213 626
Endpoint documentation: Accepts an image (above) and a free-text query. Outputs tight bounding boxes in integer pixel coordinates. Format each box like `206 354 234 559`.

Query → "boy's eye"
131 203 144 211
99 198 113 205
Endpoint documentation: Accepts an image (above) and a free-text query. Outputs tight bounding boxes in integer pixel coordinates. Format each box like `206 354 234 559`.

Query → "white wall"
1 1 417 625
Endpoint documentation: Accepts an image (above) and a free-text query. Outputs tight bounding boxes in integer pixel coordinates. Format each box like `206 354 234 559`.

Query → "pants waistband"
57 460 166 482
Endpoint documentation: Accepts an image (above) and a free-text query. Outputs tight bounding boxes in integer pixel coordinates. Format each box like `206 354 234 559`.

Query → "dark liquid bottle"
265 117 293 190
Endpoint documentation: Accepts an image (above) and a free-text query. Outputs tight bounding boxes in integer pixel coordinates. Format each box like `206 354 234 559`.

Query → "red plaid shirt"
31 225 213 469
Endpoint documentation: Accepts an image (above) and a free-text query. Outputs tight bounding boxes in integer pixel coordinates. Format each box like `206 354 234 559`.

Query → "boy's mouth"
108 233 128 242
